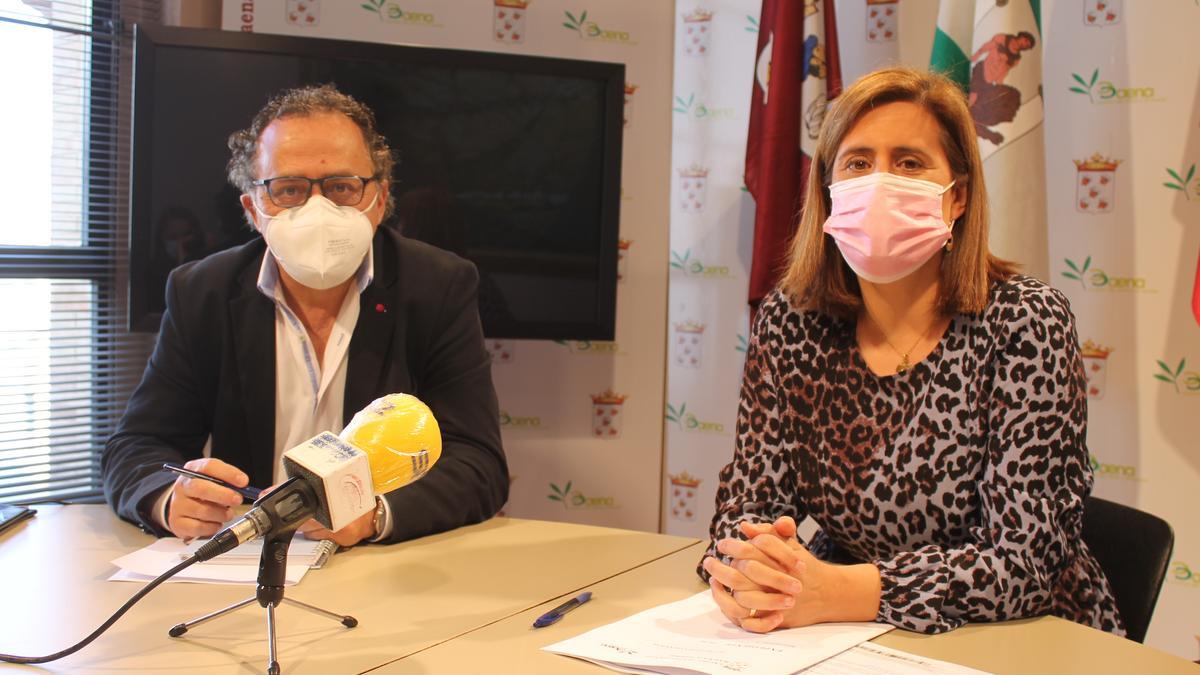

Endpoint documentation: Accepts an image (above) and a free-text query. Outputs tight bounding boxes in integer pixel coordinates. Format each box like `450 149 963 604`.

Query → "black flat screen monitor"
130 24 623 339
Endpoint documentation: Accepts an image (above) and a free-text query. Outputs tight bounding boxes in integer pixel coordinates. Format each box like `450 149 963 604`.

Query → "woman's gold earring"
944 221 955 251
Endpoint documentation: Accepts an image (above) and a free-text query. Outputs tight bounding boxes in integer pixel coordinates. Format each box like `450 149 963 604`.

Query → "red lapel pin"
375 303 387 313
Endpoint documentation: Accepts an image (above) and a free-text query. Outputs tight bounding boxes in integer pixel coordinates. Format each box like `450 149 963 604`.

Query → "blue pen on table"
161 463 263 501
533 591 592 629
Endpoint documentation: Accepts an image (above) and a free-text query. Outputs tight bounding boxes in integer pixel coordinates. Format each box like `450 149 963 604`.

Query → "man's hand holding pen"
162 458 256 540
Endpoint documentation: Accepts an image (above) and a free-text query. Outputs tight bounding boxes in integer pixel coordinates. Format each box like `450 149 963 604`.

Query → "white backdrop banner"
1042 0 1199 657
664 0 758 541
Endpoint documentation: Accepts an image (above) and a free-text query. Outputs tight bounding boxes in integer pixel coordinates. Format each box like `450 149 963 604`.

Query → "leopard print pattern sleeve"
702 276 1124 635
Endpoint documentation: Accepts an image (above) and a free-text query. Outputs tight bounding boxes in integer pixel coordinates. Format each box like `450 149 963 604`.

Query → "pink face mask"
822 172 955 284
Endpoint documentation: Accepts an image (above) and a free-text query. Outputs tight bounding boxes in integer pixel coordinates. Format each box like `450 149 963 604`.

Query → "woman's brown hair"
779 66 1018 318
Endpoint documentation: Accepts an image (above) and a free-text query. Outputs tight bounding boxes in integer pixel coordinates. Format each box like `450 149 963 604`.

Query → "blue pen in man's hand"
533 591 592 629
161 463 263 501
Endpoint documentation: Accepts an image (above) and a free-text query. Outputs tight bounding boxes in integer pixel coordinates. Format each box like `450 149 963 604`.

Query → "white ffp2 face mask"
255 194 376 290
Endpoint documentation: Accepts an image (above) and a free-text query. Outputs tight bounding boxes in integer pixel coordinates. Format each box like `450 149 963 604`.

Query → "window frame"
0 0 137 504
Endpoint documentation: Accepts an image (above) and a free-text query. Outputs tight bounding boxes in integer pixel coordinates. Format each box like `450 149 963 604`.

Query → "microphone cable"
0 553 202 664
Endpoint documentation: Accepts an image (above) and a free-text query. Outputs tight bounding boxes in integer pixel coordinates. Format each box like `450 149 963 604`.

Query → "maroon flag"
745 0 841 311
1193 251 1200 327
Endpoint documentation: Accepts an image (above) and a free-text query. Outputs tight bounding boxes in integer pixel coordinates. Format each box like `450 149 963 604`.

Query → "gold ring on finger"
748 608 758 618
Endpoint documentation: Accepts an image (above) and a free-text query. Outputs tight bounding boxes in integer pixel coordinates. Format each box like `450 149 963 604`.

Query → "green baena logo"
554 339 621 354
1153 358 1200 395
665 402 726 434
735 333 749 354
1088 454 1138 480
1068 68 1160 103
547 480 618 509
1060 256 1149 292
359 0 438 25
562 9 634 43
1171 560 1200 588
499 409 543 429
1163 163 1197 200
673 93 736 121
670 249 732 278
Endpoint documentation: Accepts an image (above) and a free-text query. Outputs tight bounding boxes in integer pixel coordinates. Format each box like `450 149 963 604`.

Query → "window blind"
0 0 160 503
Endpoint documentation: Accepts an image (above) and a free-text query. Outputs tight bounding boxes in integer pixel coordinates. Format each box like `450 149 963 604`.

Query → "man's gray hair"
227 84 396 219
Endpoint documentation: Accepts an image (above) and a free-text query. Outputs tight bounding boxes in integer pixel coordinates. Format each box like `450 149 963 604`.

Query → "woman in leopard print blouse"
701 67 1123 636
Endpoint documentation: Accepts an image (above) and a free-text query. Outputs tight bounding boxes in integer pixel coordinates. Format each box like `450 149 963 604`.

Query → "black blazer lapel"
345 232 400 425
230 264 276 487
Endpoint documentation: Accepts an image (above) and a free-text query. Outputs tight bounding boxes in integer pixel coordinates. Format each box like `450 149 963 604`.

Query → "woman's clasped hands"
702 516 881 633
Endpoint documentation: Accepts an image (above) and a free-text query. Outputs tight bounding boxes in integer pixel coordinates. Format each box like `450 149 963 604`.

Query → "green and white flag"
931 0 1048 281
930 1 974 90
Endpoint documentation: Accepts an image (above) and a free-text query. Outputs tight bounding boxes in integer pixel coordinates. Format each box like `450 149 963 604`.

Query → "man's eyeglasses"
251 175 379 209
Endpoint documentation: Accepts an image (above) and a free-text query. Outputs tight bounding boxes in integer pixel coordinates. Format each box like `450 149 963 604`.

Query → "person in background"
104 84 508 546
147 206 207 305
699 67 1123 636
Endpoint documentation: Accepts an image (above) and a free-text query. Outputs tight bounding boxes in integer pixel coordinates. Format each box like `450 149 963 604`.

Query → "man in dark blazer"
103 85 507 546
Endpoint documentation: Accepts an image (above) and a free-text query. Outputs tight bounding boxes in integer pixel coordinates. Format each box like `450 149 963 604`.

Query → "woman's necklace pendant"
895 354 911 374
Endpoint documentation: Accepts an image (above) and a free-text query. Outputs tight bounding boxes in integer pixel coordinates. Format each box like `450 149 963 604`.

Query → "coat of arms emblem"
677 164 709 214
486 340 513 364
286 0 319 26
866 0 897 42
493 0 529 43
1081 340 1112 399
1074 153 1121 214
623 83 638 128
673 321 705 369
669 472 702 521
617 239 632 283
1084 0 1121 26
590 390 627 439
682 9 714 57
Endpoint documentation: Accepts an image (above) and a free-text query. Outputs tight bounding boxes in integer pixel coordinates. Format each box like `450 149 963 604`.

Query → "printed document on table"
543 591 893 675
109 538 310 585
802 643 992 674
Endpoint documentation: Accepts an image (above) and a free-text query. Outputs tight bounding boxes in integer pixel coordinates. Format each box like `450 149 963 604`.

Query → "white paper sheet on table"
109 538 309 585
802 643 992 674
543 591 893 675
180 534 336 568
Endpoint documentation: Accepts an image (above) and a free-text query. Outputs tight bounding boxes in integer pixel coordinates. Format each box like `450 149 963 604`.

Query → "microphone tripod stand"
166 527 357 675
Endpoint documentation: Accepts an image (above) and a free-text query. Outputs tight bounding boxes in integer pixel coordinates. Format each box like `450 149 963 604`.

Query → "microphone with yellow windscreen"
276 393 442 534
338 393 442 494
196 394 443 562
